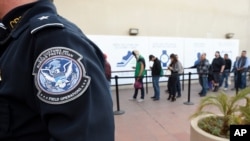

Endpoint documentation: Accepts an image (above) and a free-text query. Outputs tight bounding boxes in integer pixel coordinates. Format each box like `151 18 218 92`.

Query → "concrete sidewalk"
112 83 237 141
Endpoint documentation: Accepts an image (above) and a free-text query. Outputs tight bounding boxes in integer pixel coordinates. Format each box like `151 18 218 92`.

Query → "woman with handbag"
167 54 180 102
130 50 146 103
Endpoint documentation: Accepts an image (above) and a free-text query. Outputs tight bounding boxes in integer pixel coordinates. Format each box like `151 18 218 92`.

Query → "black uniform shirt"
0 1 114 141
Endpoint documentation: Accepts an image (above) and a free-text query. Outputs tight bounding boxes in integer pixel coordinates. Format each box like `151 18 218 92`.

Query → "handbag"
134 80 142 89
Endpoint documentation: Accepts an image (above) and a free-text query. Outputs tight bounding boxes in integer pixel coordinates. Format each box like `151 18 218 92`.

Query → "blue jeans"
235 71 247 89
241 71 247 89
199 76 208 95
152 76 160 99
220 70 230 88
133 78 145 99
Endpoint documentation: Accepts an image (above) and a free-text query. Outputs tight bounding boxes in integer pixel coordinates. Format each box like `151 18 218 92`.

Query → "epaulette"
29 14 65 34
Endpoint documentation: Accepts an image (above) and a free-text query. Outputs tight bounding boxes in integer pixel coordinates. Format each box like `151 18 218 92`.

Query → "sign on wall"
88 35 239 85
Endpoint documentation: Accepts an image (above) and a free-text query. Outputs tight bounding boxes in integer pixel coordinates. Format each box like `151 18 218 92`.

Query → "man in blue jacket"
0 0 114 140
235 50 249 89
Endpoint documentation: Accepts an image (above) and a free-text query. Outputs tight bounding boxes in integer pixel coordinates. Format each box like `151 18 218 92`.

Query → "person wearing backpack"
149 55 162 101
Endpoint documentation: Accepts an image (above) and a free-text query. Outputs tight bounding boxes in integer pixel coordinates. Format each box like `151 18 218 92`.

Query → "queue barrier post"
113 75 125 115
184 72 194 105
182 71 185 91
146 71 148 94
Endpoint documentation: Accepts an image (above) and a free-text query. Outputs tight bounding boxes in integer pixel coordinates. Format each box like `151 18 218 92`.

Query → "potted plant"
190 88 250 141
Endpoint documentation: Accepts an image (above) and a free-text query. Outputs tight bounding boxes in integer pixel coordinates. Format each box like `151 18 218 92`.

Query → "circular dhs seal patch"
33 47 91 104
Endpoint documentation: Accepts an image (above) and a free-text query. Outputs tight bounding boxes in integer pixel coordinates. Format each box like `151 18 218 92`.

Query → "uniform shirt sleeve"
32 24 114 141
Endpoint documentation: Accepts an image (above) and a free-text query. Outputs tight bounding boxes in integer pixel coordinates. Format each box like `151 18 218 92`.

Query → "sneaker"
151 96 156 99
129 98 136 101
224 88 228 91
177 95 181 98
137 99 144 103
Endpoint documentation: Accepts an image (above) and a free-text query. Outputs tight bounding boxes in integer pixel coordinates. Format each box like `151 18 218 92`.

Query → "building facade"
55 0 250 53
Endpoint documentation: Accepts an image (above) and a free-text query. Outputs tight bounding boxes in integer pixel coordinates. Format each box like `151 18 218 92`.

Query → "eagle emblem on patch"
33 47 91 104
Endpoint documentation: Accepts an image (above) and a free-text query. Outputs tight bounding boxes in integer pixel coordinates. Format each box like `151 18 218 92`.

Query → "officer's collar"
2 2 37 32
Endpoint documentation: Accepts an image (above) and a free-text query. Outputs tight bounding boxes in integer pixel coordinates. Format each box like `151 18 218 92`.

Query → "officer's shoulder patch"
29 15 64 34
32 47 91 104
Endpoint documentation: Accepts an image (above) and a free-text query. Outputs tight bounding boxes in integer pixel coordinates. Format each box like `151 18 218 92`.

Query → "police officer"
0 0 114 141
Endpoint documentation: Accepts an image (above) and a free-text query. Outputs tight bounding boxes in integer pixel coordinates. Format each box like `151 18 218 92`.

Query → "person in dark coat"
149 55 162 101
211 51 225 92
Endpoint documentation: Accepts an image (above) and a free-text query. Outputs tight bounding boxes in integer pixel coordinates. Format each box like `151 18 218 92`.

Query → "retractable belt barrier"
111 70 250 115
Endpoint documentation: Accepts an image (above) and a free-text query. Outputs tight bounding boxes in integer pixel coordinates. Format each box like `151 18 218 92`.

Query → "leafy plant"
239 104 250 124
191 88 250 138
198 116 229 138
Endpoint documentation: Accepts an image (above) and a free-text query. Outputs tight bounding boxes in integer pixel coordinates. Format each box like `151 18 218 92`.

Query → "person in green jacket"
130 50 146 102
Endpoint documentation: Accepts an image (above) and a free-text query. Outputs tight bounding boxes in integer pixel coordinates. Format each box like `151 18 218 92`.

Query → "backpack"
160 68 164 76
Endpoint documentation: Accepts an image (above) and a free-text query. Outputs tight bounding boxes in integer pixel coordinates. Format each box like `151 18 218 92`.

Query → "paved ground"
112 83 238 141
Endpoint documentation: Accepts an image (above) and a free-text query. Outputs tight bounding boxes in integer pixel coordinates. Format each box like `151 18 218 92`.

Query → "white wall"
88 35 239 84
54 0 250 55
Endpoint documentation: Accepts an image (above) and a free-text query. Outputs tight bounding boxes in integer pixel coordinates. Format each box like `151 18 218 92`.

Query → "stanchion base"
183 101 194 105
114 110 125 115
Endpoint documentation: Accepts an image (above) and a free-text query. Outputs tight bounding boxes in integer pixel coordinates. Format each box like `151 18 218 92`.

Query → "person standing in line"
220 54 232 91
211 51 225 92
130 50 146 102
149 55 162 101
104 54 112 98
167 54 180 102
194 52 201 67
197 53 210 97
175 54 183 98
231 56 240 90
235 50 249 89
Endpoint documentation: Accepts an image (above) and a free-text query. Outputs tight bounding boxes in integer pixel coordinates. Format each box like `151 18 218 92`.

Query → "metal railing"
112 69 250 115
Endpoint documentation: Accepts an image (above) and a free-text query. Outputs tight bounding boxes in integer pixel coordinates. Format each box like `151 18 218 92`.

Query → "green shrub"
191 88 250 138
198 116 229 138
